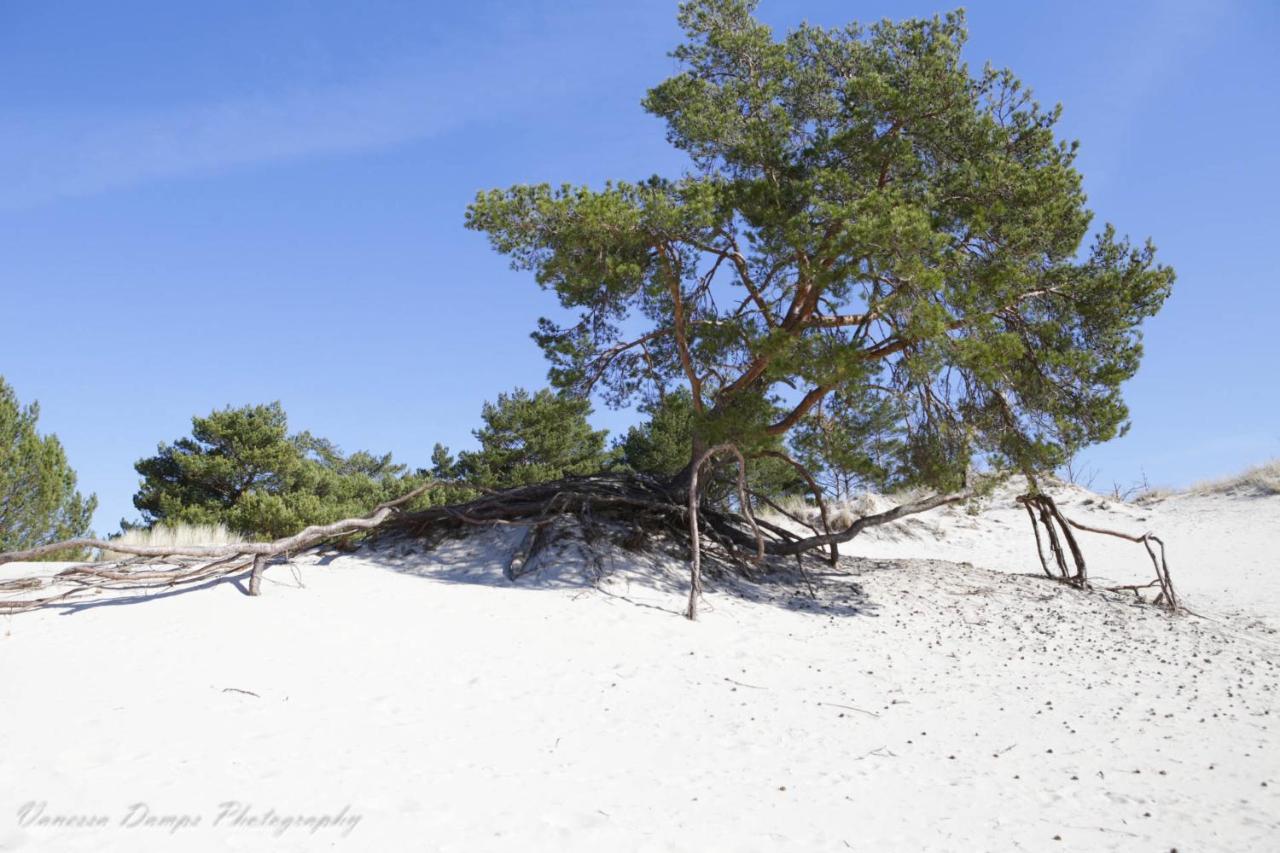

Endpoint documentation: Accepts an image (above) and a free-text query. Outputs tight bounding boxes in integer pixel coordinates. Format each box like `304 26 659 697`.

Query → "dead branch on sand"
0 484 435 613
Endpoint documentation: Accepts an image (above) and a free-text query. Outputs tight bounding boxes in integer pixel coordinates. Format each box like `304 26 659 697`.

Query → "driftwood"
1017 492 1179 611
0 485 434 613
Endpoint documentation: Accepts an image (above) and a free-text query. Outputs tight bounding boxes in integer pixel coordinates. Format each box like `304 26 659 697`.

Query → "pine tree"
792 392 904 500
132 402 427 538
0 377 96 555
618 389 698 479
466 1 1173 496
619 388 803 499
457 388 611 489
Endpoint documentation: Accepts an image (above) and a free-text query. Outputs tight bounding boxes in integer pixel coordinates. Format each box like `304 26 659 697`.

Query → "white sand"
1 484 1276 851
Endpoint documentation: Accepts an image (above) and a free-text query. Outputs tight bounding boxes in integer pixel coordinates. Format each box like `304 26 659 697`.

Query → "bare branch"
766 385 833 435
767 490 968 556
0 483 444 612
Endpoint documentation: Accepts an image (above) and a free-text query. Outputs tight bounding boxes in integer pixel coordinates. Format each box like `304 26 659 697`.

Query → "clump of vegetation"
0 377 96 558
434 387 613 490
100 522 245 561
1191 459 1280 497
132 402 429 539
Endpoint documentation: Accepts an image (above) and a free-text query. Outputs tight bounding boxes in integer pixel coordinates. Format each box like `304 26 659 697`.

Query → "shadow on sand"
14 523 881 620
368 524 880 620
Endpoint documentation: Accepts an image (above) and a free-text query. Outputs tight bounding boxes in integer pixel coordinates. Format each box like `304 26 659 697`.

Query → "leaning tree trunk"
684 443 765 620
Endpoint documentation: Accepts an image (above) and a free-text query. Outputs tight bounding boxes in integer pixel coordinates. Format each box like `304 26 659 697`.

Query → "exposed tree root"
389 464 963 620
753 449 839 566
686 443 764 620
0 485 435 613
1 467 967 617
1017 492 1179 612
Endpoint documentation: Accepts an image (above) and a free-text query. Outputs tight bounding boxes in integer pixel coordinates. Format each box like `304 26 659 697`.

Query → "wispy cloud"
0 33 588 210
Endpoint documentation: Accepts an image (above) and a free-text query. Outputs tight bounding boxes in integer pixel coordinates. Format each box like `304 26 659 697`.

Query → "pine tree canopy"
132 402 428 539
456 388 611 489
0 376 97 555
466 0 1173 490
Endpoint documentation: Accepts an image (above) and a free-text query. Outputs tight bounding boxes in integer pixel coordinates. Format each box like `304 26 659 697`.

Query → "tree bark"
248 554 266 596
685 443 763 620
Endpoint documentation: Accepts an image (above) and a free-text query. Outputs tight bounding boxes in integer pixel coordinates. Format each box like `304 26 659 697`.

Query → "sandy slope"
1 487 1277 852
841 482 1280 634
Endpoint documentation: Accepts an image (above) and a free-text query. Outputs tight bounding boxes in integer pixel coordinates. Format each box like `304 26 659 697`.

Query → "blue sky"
1 0 1277 531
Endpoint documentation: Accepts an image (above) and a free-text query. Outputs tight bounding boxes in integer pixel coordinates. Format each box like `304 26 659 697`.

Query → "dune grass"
766 491 913 531
1189 459 1280 497
99 523 246 561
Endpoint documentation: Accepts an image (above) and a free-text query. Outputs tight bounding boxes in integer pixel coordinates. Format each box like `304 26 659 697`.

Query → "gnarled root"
3 471 968 618
1018 492 1179 612
0 484 437 613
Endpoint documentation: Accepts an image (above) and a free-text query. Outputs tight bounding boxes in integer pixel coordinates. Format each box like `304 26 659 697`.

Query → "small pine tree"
620 388 803 500
133 403 297 529
132 402 427 539
792 393 904 501
0 377 97 555
618 389 698 479
430 443 459 480
457 388 611 489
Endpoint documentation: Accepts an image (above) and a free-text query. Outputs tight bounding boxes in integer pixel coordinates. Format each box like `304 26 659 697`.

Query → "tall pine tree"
467 1 1173 498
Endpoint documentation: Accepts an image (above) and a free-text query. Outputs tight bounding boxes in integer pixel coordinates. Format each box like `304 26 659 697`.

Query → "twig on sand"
221 687 260 698
851 746 896 760
818 701 880 718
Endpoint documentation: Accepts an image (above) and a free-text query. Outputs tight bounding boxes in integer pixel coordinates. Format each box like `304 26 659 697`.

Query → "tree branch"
767 490 968 556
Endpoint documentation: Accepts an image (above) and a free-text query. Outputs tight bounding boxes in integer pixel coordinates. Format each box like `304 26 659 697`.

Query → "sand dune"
1 482 1276 851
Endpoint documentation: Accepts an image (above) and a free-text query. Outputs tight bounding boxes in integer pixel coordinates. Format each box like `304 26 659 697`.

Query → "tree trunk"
248 554 266 596
665 434 709 502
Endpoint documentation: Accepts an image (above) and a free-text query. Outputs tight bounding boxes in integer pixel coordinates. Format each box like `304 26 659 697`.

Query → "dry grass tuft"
1133 486 1174 504
763 491 908 531
99 523 246 561
1189 459 1280 498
